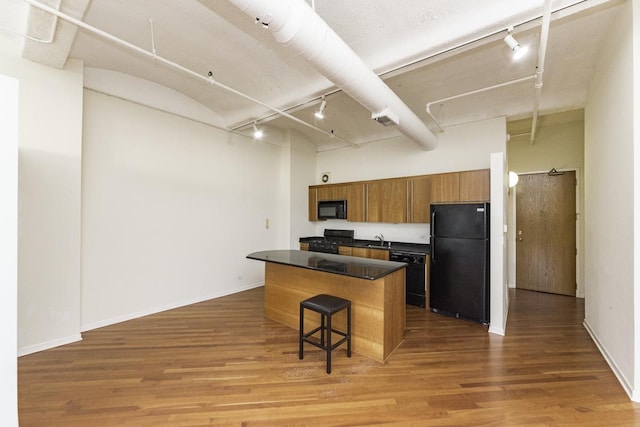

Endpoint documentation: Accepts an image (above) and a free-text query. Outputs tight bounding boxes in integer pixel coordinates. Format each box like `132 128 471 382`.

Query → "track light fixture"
315 97 327 119
504 28 528 60
252 122 263 139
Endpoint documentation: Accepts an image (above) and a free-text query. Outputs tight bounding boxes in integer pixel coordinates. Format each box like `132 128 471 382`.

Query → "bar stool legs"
299 294 352 374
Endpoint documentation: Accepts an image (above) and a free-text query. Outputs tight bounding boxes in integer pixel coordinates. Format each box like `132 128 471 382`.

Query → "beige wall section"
0 35 84 356
81 90 283 331
584 0 636 400
281 129 317 249
506 110 585 297
0 73 19 426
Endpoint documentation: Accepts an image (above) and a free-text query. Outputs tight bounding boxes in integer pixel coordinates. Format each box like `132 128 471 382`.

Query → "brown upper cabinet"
308 168 490 223
346 183 366 222
429 172 460 203
430 170 490 204
459 169 491 202
410 176 431 223
366 179 410 223
317 184 348 201
309 183 365 222
308 187 318 221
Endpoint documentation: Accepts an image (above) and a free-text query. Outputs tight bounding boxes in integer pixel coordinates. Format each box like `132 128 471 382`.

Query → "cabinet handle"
407 181 411 222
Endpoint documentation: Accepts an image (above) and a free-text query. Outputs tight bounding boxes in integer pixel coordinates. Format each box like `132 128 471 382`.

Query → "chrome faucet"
375 233 384 246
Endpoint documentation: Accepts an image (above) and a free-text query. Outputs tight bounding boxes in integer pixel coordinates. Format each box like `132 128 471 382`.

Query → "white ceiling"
3 0 624 151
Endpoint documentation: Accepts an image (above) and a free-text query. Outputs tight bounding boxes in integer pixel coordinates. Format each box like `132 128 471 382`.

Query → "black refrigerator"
429 203 490 324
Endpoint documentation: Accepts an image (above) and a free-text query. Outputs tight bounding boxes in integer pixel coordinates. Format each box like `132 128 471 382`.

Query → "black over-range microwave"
318 200 347 220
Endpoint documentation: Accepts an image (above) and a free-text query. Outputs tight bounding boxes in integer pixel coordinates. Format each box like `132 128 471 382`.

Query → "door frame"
507 167 583 298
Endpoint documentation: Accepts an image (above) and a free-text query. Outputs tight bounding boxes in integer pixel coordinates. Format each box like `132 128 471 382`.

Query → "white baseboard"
81 282 264 332
583 319 638 402
488 325 505 336
18 333 82 357
489 292 509 336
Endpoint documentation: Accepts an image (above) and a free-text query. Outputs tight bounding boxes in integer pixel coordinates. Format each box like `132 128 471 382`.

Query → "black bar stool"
299 294 352 374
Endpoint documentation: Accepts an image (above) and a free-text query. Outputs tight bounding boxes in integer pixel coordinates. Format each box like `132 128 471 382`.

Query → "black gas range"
306 229 355 254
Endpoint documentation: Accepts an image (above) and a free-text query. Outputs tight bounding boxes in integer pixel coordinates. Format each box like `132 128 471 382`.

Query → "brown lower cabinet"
351 247 389 261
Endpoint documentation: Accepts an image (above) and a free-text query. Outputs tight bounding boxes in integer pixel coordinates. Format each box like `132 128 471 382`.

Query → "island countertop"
247 249 407 280
248 249 406 362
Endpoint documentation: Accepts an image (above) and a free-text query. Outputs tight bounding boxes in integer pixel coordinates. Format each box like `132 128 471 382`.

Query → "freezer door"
430 236 489 323
431 203 489 239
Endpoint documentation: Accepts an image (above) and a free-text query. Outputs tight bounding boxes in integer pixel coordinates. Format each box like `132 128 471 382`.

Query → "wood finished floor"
19 288 640 426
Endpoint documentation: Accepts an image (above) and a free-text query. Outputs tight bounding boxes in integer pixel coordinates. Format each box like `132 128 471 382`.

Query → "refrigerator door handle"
431 237 435 263
431 209 436 263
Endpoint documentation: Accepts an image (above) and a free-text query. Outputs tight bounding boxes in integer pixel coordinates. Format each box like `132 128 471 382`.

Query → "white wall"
634 0 640 397
0 37 84 356
489 152 507 336
317 117 506 182
81 90 283 330
284 130 318 248
584 0 637 400
0 73 19 426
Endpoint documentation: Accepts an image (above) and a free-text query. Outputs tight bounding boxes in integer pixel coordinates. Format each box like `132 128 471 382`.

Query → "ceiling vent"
372 108 399 127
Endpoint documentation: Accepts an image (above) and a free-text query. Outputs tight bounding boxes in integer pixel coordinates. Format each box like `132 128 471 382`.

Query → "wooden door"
516 171 576 296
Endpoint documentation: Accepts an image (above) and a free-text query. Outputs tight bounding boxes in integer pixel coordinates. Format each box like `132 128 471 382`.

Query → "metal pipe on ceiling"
425 74 537 132
530 0 553 145
226 0 439 151
20 0 360 149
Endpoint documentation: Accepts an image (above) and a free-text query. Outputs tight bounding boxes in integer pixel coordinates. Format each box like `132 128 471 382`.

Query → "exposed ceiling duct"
225 0 438 151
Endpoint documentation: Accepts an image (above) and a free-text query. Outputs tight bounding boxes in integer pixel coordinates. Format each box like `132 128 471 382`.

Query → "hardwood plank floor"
19 288 640 426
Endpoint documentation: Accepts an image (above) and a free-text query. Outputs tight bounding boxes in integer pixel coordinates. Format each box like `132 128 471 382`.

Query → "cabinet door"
368 248 389 261
316 185 331 201
459 169 490 202
338 246 353 256
316 185 347 201
411 176 431 223
366 180 409 223
430 173 460 203
347 183 365 222
351 247 369 258
350 247 389 260
308 188 318 221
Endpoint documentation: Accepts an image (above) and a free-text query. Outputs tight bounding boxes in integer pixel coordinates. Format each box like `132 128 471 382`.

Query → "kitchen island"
247 250 406 363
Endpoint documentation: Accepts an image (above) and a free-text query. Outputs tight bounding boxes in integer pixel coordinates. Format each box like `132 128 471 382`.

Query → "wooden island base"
263 262 406 363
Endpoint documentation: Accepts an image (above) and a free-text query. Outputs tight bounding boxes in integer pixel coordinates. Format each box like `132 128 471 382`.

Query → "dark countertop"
247 250 407 280
299 237 430 255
